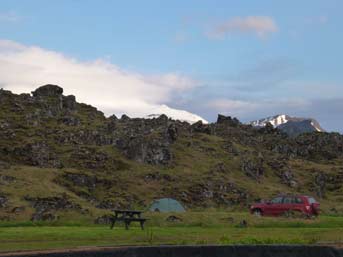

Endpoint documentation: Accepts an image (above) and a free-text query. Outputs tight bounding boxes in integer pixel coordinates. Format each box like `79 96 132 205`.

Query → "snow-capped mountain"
251 114 290 128
144 104 208 125
250 114 325 136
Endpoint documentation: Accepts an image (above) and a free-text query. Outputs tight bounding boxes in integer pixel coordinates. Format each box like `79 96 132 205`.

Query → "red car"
250 195 320 218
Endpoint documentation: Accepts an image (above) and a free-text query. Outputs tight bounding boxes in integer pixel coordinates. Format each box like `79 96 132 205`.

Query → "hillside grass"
0 212 343 252
1 163 343 224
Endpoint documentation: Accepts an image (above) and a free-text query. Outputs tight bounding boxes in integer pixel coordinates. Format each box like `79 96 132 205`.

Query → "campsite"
1 1 343 256
148 198 186 213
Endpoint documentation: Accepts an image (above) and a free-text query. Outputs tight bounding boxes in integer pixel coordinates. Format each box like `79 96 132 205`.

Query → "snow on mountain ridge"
250 114 290 128
144 104 208 125
311 121 322 132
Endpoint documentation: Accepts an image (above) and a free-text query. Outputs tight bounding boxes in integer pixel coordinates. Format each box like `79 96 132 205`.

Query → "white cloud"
208 16 278 39
207 99 258 114
0 39 206 123
206 98 310 118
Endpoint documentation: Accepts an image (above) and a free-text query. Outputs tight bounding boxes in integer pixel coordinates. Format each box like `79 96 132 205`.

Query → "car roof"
275 194 310 198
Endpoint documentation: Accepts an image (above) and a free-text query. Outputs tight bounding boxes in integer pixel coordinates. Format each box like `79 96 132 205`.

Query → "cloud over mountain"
0 39 206 123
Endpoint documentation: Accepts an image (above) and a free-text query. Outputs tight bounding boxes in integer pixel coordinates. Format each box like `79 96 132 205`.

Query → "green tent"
148 198 186 212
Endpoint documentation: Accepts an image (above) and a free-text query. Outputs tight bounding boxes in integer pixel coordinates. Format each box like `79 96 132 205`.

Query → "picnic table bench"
109 210 147 230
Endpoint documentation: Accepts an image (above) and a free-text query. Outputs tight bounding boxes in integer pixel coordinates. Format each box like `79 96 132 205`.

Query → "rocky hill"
1 85 343 222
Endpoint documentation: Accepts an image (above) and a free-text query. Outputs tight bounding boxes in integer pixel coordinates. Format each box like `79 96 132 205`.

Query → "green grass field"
1 212 343 253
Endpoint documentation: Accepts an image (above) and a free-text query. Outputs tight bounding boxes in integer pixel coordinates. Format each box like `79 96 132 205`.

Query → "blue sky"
0 0 342 132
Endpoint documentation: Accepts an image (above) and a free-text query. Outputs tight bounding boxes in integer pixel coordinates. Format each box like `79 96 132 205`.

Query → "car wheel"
253 209 262 217
284 210 296 218
283 210 292 218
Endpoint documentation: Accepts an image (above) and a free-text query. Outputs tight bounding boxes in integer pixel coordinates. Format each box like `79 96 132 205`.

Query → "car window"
308 197 317 204
283 197 294 204
270 197 283 204
295 197 303 204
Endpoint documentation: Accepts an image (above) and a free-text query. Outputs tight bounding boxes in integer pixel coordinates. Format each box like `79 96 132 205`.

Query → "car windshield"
308 197 317 204
270 197 283 204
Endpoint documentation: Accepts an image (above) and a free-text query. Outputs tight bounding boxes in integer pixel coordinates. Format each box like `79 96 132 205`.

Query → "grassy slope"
1 137 343 222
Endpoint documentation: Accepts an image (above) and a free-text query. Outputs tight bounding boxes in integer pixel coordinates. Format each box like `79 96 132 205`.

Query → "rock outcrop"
241 155 265 181
0 195 8 208
24 195 82 221
13 142 62 168
32 84 64 97
217 114 240 126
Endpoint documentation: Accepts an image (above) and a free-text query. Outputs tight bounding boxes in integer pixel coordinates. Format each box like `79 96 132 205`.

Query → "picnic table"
109 210 147 230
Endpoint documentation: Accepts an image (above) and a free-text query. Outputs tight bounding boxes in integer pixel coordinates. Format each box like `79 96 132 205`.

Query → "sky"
0 0 342 132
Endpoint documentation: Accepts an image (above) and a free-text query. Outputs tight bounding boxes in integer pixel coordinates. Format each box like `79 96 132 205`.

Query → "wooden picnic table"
109 210 147 230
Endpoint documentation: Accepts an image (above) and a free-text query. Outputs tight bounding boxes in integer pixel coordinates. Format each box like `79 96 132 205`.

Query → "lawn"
0 212 343 252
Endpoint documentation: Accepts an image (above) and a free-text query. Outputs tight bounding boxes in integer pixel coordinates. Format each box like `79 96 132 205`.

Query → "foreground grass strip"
0 226 343 252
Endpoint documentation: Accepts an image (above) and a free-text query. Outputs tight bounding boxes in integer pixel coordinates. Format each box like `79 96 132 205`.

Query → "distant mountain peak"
250 114 325 136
